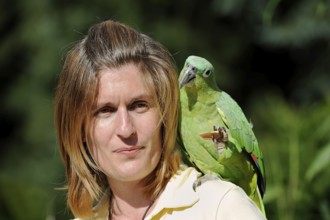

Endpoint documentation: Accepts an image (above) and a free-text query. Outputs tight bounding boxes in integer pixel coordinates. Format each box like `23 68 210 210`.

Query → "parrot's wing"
216 91 266 196
216 92 257 153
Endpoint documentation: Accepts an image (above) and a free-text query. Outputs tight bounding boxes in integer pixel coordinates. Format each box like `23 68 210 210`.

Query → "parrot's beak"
179 64 197 89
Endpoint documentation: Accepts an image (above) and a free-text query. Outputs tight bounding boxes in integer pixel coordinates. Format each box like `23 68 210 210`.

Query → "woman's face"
90 63 162 184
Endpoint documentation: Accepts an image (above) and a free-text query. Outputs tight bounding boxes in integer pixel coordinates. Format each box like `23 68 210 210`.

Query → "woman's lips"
114 146 144 155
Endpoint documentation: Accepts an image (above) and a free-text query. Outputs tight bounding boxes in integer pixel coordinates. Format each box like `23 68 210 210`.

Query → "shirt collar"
150 166 201 214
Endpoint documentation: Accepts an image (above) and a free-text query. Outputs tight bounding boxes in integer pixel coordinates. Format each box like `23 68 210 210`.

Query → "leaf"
305 143 330 181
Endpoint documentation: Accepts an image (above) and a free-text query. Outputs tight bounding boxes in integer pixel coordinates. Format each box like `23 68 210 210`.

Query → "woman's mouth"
114 146 144 156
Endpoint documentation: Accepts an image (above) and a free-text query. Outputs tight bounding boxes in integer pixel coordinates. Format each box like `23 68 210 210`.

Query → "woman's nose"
116 108 136 138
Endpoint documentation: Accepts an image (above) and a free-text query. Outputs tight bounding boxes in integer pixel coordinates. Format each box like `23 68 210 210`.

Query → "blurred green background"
1 0 330 219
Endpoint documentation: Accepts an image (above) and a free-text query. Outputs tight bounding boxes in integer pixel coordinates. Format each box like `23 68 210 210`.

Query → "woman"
54 19 265 220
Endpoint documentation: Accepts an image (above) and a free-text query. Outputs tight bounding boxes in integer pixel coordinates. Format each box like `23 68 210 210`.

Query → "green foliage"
306 143 330 181
249 92 330 219
260 0 330 46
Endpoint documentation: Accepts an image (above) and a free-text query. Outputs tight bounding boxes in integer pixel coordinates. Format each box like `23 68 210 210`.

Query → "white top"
75 166 266 219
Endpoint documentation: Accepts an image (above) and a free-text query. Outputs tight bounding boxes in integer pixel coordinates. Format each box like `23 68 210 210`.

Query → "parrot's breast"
179 90 226 174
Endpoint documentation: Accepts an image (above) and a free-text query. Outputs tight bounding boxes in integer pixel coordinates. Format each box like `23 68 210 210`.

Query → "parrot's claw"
199 126 228 155
212 126 228 143
211 126 228 154
193 173 220 191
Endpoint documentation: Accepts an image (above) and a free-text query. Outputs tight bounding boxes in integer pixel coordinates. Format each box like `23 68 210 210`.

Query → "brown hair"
54 19 181 217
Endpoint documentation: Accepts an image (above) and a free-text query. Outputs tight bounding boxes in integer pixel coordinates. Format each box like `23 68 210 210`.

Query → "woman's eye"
95 106 116 116
130 101 149 113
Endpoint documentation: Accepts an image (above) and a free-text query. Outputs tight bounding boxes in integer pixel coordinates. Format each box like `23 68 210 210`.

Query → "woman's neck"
109 180 154 220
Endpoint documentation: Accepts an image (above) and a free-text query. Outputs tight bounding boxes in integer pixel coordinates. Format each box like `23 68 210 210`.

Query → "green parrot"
177 55 266 215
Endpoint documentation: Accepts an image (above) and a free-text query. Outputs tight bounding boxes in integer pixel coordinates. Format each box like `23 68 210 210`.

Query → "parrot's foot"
199 126 228 155
212 126 228 143
212 126 228 154
193 173 220 191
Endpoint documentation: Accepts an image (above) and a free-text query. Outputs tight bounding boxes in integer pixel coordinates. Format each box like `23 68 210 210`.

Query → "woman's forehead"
95 63 158 103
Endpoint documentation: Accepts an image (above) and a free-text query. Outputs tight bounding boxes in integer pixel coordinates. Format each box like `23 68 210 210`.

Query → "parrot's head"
179 55 217 91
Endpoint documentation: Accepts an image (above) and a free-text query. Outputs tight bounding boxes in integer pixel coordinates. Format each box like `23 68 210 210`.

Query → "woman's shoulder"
190 172 242 204
194 173 240 193
149 166 266 219
174 166 244 204
191 171 266 219
177 166 239 193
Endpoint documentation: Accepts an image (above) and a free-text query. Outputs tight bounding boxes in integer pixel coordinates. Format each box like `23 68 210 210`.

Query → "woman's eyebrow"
130 94 153 103
93 93 154 109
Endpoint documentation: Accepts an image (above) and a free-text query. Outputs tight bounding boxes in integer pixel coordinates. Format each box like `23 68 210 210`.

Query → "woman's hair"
54 19 181 217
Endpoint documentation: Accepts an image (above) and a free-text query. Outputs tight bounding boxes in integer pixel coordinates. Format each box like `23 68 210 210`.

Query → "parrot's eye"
202 70 212 78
